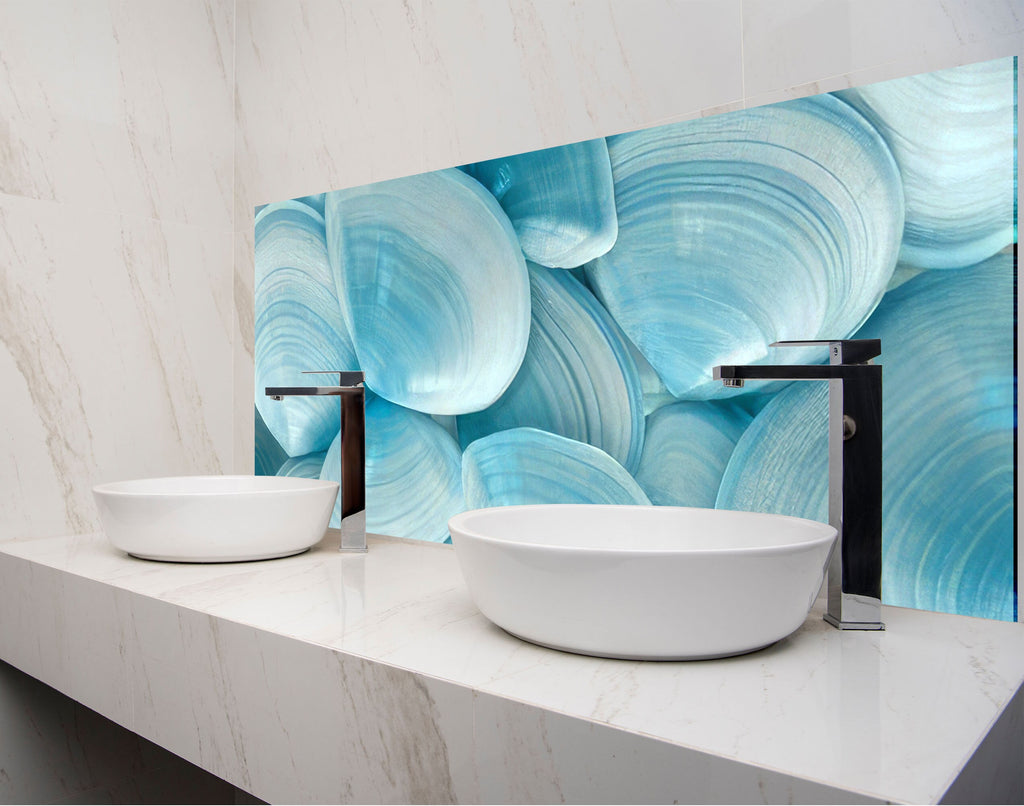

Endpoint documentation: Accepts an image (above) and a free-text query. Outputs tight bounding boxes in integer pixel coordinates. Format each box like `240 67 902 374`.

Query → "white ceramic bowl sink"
93 476 338 562
448 504 837 661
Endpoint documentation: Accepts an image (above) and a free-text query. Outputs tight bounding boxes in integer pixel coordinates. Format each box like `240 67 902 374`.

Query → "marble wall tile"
742 0 1024 105
233 0 744 210
0 0 234 228
1 0 236 541
0 194 233 540
233 228 256 475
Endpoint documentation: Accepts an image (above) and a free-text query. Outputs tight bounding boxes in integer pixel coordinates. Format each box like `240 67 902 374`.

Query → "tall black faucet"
713 340 884 630
265 371 367 553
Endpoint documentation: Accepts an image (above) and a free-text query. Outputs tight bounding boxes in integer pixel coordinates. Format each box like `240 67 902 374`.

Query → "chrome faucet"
713 340 884 630
266 371 367 553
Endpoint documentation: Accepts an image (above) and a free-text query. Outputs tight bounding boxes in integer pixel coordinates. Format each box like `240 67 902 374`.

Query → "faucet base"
823 614 886 631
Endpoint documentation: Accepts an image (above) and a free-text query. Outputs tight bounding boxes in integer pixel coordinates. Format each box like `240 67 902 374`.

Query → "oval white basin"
448 504 837 660
93 476 338 562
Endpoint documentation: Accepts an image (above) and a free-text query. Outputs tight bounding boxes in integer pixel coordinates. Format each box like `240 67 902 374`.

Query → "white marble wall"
0 1 236 801
0 0 235 543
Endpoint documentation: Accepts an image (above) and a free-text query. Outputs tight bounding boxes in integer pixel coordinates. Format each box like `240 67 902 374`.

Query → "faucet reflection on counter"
266 371 367 553
714 339 884 631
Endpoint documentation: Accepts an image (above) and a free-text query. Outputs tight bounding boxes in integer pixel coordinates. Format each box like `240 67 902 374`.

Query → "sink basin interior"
448 504 837 661
93 475 338 563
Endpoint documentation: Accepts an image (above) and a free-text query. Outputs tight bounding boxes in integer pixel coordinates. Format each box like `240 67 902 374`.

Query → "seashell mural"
324 169 531 415
586 94 905 400
463 428 650 509
636 401 752 508
461 139 618 268
457 263 645 474
256 57 1016 621
320 397 464 542
255 201 358 457
835 59 1015 270
718 251 1015 621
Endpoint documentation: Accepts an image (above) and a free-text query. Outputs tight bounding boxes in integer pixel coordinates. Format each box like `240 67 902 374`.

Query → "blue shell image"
461 138 618 268
324 169 531 416
457 262 645 474
463 428 650 509
256 57 1017 622
586 93 905 401
835 59 1015 270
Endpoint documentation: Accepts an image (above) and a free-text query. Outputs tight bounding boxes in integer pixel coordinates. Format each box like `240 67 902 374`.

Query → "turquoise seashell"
294 193 326 217
457 263 645 474
717 251 1015 621
635 401 752 508
324 168 531 415
624 337 678 417
462 427 650 509
321 397 464 542
715 382 828 523
835 58 1015 270
586 94 904 400
254 406 288 477
277 451 328 479
461 139 618 268
255 201 333 287
254 201 359 457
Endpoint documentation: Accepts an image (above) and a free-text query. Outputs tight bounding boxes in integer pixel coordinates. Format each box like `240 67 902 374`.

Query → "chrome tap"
713 340 884 630
266 371 367 553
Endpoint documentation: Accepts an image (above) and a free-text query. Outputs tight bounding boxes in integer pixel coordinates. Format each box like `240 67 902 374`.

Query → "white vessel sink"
93 476 338 562
448 504 837 660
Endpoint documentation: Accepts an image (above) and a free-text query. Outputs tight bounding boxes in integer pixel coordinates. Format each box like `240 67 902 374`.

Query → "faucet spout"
265 371 367 553
713 339 884 631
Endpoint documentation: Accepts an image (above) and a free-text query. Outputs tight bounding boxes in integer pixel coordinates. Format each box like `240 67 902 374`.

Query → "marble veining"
0 532 1021 803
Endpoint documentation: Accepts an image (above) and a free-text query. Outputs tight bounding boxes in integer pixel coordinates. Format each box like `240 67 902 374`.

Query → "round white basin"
93 475 338 562
448 504 837 660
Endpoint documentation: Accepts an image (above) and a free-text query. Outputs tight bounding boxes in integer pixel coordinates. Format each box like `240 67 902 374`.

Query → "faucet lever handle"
302 370 365 387
770 339 880 365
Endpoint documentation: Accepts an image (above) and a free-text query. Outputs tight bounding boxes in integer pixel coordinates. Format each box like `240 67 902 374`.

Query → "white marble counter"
0 531 1022 804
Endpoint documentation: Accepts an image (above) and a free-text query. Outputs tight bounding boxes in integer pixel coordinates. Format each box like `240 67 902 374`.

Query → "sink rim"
93 474 338 498
448 503 837 556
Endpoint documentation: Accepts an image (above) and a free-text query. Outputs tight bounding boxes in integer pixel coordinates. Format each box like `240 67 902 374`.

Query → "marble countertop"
1 531 1022 804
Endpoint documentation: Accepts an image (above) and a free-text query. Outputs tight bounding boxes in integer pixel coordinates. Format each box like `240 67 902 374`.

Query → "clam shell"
462 427 650 509
461 138 617 268
321 398 464 542
635 401 752 508
586 94 904 400
254 201 358 456
324 168 531 415
457 263 645 473
835 58 1015 269
255 405 288 477
715 382 828 523
277 451 328 479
